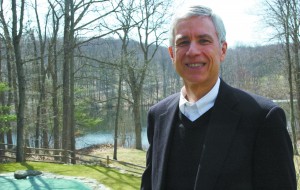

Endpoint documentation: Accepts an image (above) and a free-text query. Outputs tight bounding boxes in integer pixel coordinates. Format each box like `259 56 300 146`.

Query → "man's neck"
183 78 219 103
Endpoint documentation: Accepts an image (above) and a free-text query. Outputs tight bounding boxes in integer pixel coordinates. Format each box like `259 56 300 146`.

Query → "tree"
0 0 15 149
262 0 300 154
48 0 62 160
31 0 50 151
62 0 72 163
11 0 26 162
112 0 136 160
62 0 121 163
128 0 171 150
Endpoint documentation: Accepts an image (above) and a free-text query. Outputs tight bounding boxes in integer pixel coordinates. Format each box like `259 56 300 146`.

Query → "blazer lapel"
154 94 179 190
194 81 241 190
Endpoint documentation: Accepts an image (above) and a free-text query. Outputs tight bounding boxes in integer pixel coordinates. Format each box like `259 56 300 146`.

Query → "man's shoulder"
150 93 180 111
223 82 278 110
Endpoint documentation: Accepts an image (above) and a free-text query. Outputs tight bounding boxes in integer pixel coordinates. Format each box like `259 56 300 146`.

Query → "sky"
175 0 271 47
2 0 271 47
32 0 272 47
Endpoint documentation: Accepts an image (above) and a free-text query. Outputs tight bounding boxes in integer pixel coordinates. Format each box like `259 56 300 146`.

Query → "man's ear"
168 46 174 59
220 42 227 62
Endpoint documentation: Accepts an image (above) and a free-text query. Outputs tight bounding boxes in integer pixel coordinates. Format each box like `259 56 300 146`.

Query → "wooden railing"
0 143 145 175
0 143 75 164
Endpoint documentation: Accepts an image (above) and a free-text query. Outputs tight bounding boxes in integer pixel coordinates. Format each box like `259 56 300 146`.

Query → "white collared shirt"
179 78 220 121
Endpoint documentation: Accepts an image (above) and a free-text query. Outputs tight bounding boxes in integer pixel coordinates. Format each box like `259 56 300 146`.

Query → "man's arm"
253 106 296 189
141 110 154 190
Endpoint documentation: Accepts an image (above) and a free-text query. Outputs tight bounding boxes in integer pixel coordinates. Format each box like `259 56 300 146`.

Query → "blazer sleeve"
253 106 296 190
141 109 154 190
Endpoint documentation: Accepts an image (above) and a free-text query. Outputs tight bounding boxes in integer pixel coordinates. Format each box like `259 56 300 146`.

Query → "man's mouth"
186 63 205 68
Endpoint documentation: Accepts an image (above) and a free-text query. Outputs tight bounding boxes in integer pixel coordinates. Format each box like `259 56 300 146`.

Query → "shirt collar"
179 78 220 118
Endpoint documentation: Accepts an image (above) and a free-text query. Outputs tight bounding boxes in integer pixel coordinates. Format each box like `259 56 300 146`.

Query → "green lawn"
294 156 300 189
0 161 141 190
4 149 298 189
83 147 146 176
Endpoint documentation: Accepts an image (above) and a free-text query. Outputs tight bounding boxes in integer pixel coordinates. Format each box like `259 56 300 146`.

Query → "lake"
75 106 150 150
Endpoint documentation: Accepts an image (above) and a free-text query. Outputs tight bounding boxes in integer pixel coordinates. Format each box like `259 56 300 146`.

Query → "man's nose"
186 42 201 56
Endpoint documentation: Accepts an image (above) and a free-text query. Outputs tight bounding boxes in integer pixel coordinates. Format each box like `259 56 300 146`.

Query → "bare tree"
62 0 72 163
111 0 136 160
62 0 121 163
128 0 171 150
11 0 26 162
48 0 62 160
31 0 50 151
0 42 4 149
262 0 299 154
0 1 15 149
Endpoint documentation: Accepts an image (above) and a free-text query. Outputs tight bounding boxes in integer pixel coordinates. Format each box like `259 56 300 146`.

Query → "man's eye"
176 41 189 46
199 39 210 44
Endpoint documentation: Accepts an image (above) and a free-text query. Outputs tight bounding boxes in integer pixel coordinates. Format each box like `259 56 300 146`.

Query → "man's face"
168 16 227 88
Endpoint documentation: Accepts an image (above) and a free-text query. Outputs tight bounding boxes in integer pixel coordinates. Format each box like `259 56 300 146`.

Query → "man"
141 4 296 190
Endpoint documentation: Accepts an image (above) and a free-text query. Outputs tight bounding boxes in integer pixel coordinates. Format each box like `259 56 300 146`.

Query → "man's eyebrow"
175 34 214 42
197 34 214 40
175 35 189 42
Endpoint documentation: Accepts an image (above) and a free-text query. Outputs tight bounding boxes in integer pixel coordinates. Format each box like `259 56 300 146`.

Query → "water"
5 106 150 150
75 106 149 149
75 128 149 149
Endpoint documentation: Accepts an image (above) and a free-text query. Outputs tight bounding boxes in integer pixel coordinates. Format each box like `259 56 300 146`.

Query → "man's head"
168 4 227 94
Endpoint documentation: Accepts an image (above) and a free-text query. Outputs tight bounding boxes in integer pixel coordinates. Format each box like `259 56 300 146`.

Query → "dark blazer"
141 80 296 190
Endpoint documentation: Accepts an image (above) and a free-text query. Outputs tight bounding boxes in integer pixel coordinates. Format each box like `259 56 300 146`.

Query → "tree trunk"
0 46 4 148
113 73 122 160
49 4 60 160
14 39 26 162
49 41 60 159
69 0 76 164
286 41 298 155
30 32 41 151
12 0 25 162
70 45 76 164
133 92 142 150
5 44 13 149
62 0 71 163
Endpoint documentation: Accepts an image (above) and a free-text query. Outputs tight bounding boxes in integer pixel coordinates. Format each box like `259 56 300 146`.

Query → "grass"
0 161 141 190
77 145 147 177
294 156 300 188
0 147 147 190
89 147 146 176
5 148 300 189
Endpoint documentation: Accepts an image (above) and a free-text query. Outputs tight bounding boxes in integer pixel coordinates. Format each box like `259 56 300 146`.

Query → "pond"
75 106 150 150
6 106 150 150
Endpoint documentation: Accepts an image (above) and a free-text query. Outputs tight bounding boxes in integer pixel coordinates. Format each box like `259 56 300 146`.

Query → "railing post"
63 149 69 163
0 143 5 162
23 146 27 161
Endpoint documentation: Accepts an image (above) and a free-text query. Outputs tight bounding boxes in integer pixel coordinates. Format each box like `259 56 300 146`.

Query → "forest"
0 0 299 163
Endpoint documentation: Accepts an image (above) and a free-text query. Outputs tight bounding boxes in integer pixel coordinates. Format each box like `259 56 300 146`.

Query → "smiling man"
141 4 296 190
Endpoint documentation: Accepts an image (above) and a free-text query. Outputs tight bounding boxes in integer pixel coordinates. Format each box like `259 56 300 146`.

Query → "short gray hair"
169 5 226 46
